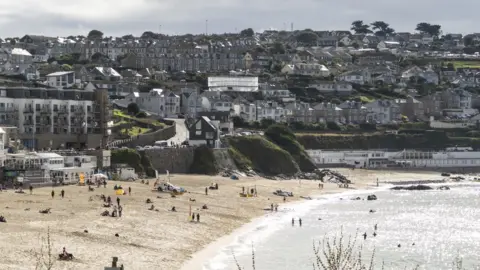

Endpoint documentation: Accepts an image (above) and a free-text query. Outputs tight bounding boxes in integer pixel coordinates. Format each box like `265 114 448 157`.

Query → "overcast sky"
0 0 477 37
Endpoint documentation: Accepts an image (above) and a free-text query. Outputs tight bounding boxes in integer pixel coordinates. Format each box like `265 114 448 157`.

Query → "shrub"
190 146 218 175
127 103 140 115
264 125 316 172
135 111 147 118
228 147 252 171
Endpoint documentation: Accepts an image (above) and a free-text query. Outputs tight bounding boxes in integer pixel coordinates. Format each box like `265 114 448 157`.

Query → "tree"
415 22 441 37
91 52 106 62
240 28 254 37
141 31 158 39
371 21 395 37
464 35 474 47
122 34 134 40
87 29 104 39
127 103 140 115
295 31 319 44
350 20 372 34
270 42 286 54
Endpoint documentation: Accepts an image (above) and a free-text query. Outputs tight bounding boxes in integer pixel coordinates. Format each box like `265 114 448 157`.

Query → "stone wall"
143 147 195 174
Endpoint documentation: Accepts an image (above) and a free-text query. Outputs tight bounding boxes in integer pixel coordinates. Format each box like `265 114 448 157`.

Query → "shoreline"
0 169 444 270
180 187 384 270
179 169 445 270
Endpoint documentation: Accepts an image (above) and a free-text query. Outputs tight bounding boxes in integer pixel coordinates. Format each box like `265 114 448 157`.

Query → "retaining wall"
143 147 195 174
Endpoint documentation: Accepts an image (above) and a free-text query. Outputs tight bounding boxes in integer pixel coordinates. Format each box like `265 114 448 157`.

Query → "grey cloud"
0 0 479 37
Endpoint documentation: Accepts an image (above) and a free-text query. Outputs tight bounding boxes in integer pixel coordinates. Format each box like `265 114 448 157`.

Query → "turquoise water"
203 183 480 270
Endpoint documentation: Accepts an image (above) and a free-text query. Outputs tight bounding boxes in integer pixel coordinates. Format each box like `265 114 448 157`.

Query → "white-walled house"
308 81 353 95
364 100 400 124
45 71 76 89
337 70 371 85
115 88 180 118
281 63 330 77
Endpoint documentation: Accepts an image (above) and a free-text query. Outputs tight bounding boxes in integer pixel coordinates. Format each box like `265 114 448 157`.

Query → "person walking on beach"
196 213 200 222
205 187 208 196
283 196 286 203
292 218 295 226
103 179 106 188
117 197 120 206
299 218 302 227
363 232 367 240
29 185 33 195
191 212 195 222
270 203 274 211
107 196 111 205
61 189 65 198
118 205 123 217
51 190 55 199
374 224 377 231
128 186 131 195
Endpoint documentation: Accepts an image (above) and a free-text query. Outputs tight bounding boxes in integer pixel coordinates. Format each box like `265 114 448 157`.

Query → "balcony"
24 107 34 113
40 108 51 115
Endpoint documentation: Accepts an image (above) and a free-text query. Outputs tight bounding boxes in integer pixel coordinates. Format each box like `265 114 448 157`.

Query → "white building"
307 149 480 169
208 76 259 92
308 81 353 95
281 63 330 77
45 71 76 89
115 89 180 118
3 151 97 186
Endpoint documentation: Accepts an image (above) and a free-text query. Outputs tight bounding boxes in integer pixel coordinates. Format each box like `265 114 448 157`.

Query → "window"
70 105 75 112
35 104 40 111
205 132 214 139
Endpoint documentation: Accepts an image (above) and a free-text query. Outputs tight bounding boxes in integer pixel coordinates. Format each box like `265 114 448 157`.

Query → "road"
166 118 188 145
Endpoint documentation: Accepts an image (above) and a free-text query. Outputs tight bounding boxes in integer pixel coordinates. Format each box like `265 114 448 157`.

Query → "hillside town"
0 20 480 153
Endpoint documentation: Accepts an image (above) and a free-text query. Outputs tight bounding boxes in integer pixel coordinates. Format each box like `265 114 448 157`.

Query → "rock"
367 195 377 201
391 185 433 191
351 197 361 200
437 186 451 190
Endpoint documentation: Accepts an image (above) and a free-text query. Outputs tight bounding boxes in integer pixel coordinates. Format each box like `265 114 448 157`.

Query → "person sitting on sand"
202 204 208 210
62 247 68 257
171 206 176 212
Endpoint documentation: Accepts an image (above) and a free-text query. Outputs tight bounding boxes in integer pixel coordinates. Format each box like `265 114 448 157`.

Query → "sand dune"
0 170 442 270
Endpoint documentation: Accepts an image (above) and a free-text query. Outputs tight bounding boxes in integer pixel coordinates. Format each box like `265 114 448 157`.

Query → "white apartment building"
45 71 77 89
0 87 109 149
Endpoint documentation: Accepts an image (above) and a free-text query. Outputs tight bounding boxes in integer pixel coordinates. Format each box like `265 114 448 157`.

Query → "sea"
201 183 480 270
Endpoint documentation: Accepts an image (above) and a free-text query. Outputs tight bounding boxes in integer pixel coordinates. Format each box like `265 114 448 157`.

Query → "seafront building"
0 86 111 150
307 148 480 169
1 150 111 187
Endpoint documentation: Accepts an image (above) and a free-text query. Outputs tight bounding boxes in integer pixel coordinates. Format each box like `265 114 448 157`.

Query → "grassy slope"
228 136 300 175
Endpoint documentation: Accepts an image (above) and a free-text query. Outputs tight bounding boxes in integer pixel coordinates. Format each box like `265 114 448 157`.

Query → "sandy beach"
0 169 442 270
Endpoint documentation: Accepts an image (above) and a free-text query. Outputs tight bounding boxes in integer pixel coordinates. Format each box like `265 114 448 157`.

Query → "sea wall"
143 147 195 174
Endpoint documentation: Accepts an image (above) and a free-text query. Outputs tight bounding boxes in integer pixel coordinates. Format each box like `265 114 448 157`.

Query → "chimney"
112 257 118 267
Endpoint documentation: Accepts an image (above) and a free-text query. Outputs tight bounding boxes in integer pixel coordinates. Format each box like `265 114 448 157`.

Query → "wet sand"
0 170 442 270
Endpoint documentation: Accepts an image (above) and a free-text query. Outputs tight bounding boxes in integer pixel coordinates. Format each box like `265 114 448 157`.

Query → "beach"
0 169 442 270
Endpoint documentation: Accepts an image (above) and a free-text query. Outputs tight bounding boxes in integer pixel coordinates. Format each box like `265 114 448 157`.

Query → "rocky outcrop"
367 195 377 200
391 185 433 191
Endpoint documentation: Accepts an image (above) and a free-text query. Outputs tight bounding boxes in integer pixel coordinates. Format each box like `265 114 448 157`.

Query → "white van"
154 140 168 147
